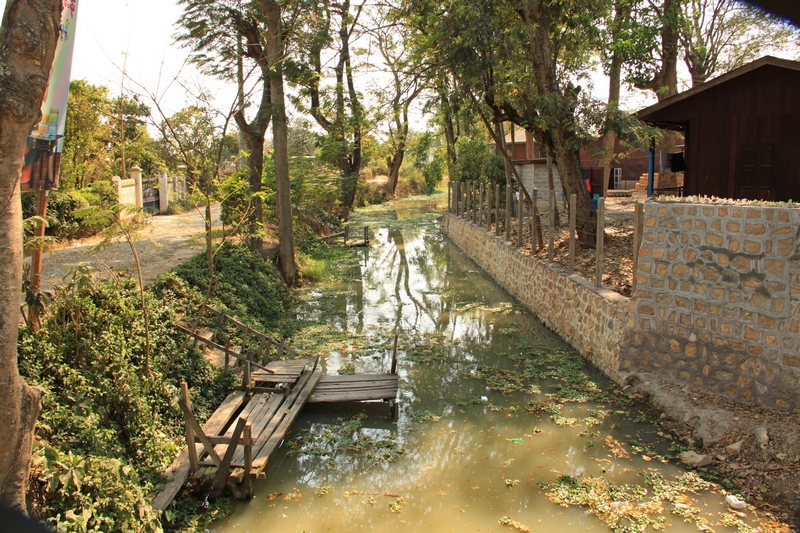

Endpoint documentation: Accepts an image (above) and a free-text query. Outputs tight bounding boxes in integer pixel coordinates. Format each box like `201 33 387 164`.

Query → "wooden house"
637 56 800 202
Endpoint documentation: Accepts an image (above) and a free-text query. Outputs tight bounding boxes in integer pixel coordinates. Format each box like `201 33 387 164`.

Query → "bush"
18 241 298 532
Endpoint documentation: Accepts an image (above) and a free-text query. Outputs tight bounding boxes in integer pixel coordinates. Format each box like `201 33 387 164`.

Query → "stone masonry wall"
629 201 800 411
442 213 630 385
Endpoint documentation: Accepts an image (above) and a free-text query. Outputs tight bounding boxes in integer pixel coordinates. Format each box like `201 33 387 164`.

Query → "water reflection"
211 199 755 533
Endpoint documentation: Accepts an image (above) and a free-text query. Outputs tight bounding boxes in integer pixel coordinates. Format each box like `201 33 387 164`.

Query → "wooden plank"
308 388 398 403
180 383 197 473
249 366 323 471
203 391 248 435
211 416 248 496
152 450 191 511
313 382 398 393
316 375 398 383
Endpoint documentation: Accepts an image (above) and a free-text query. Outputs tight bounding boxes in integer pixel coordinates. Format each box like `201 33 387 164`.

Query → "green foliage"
451 136 505 184
153 243 296 339
17 241 297 532
61 80 112 189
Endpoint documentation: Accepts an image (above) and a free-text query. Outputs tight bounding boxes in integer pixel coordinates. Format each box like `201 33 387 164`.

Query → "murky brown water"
211 198 759 533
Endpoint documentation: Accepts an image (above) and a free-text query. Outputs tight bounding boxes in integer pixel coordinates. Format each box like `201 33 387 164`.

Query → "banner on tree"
21 0 80 192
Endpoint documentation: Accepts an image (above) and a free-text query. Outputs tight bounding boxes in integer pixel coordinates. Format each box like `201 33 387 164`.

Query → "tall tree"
259 0 297 285
60 80 112 189
681 0 797 86
0 0 62 512
404 0 603 246
177 0 271 252
290 0 367 214
177 0 297 281
367 6 426 195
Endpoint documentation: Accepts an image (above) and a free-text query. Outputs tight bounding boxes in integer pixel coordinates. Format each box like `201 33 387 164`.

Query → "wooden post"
632 201 644 293
448 181 452 212
479 182 485 229
364 226 369 244
181 382 198 473
261 338 272 366
277 338 285 360
486 184 492 230
569 194 577 274
211 416 248 497
516 192 524 248
243 351 252 390
548 190 555 262
596 197 605 288
391 333 398 374
243 424 253 498
28 190 48 329
505 184 512 242
495 184 501 236
531 189 538 252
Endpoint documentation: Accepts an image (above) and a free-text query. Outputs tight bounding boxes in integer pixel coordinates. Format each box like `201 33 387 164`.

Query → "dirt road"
31 205 221 292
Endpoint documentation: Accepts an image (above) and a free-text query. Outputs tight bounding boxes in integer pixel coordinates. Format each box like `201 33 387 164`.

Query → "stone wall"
443 199 800 412
442 213 629 385
629 201 800 410
517 163 565 203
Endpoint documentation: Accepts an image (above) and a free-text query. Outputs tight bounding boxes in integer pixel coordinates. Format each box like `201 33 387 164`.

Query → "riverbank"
442 208 800 527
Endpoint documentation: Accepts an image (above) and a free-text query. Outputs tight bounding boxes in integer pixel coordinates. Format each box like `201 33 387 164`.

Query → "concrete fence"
111 166 187 215
442 198 800 412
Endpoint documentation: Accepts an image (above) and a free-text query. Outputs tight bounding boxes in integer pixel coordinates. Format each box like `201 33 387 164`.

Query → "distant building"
637 56 800 202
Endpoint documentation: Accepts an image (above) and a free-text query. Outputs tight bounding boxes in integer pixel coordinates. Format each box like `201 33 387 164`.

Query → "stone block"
745 223 766 235
725 221 742 233
705 233 724 247
743 240 762 254
763 258 786 276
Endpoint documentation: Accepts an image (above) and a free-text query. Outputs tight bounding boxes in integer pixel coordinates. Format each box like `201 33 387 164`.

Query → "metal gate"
142 178 159 213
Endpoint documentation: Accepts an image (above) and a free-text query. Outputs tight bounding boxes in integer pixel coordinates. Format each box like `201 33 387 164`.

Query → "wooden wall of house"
644 65 800 202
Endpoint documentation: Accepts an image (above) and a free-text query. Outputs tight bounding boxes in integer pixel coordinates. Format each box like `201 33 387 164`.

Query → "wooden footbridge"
152 307 399 511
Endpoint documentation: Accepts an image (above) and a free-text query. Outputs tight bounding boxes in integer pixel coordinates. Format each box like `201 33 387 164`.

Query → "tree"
177 0 297 283
290 0 367 214
367 5 426 196
681 0 798 86
0 0 62 512
60 80 112 189
259 0 297 285
404 0 604 246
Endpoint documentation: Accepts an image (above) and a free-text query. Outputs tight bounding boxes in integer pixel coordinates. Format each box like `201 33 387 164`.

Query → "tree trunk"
0 0 62 513
234 73 270 254
260 0 296 286
519 0 596 247
636 0 680 190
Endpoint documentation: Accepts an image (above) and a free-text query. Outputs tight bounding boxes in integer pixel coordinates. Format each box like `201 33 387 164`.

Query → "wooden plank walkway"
152 311 401 510
308 374 399 416
152 391 247 511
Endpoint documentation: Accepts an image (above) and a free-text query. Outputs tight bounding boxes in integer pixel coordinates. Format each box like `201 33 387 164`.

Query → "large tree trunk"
519 0 596 247
0 0 62 513
234 53 271 254
636 0 680 190
260 0 296 286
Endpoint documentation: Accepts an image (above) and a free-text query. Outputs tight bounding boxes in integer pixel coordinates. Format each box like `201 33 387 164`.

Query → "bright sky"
1 0 231 118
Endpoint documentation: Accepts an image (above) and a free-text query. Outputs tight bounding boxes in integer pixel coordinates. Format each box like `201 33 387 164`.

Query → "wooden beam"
180 383 198 473
211 416 248 497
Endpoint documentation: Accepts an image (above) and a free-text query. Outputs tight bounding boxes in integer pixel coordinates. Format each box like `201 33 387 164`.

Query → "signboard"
20 0 80 192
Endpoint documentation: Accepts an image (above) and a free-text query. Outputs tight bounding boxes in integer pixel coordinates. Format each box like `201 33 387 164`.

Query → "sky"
1 0 231 118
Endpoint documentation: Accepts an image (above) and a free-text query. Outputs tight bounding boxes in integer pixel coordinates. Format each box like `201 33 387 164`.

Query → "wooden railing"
448 181 645 293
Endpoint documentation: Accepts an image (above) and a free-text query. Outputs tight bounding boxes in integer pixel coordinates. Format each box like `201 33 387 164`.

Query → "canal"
212 197 763 533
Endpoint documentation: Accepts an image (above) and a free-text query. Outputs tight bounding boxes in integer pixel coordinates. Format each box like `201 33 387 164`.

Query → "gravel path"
30 205 221 292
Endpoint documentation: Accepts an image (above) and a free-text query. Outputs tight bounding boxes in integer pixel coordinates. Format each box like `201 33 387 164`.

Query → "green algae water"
210 197 766 533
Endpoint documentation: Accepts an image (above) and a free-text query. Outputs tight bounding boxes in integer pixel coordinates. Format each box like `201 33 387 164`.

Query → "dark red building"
637 56 800 202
